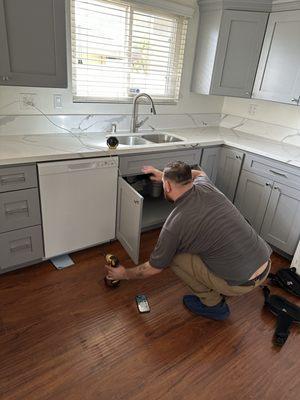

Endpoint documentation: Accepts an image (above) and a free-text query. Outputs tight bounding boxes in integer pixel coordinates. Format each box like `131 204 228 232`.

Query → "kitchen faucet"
131 93 157 133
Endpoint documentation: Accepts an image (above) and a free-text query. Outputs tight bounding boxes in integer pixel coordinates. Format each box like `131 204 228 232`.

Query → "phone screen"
136 295 150 313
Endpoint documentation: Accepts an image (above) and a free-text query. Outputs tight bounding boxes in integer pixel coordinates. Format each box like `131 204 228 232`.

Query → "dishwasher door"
38 157 118 259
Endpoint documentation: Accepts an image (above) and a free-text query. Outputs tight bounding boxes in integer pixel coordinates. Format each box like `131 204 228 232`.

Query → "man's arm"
191 168 207 179
141 166 163 182
105 261 162 280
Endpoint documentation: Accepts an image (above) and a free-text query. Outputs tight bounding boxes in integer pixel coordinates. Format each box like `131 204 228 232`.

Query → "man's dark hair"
163 161 192 185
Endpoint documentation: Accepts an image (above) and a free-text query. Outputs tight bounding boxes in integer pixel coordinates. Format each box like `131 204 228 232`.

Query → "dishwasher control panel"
97 158 118 168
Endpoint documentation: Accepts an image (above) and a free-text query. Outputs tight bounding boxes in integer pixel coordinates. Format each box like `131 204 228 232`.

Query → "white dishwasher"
38 157 118 259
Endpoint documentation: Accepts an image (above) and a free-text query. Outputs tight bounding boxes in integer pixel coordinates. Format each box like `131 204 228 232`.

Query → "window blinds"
71 0 188 103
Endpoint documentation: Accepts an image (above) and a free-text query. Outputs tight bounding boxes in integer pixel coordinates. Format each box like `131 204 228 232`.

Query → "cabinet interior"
125 174 174 230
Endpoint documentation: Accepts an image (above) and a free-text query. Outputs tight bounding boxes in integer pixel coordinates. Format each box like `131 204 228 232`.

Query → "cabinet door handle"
269 169 287 178
5 206 29 215
273 186 280 191
0 174 26 185
10 239 32 253
265 182 271 186
235 155 242 160
291 96 300 105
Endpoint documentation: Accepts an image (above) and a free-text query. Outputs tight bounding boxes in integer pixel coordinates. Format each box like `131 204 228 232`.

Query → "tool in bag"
263 286 300 346
268 267 300 297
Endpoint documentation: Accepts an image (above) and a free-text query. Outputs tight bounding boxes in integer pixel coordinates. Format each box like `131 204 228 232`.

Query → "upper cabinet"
191 9 268 98
0 0 67 88
253 10 300 105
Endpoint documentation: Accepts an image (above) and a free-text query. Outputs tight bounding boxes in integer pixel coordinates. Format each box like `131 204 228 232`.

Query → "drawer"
243 153 300 189
119 149 202 176
0 165 37 193
0 188 41 234
0 226 44 271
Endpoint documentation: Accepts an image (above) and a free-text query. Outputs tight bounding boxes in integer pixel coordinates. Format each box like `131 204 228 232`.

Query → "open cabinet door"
116 177 143 264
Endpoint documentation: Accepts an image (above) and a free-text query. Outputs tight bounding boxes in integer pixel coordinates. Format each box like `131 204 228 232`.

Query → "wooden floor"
0 229 299 400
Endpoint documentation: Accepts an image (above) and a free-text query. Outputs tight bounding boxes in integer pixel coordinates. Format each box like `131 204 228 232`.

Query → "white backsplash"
1 112 300 149
220 114 300 148
0 113 222 136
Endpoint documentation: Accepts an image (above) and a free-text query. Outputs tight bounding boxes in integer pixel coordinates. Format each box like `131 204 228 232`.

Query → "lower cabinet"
216 147 245 201
260 182 300 255
234 170 272 233
200 146 220 183
117 149 202 264
235 170 300 256
0 225 43 272
0 163 44 273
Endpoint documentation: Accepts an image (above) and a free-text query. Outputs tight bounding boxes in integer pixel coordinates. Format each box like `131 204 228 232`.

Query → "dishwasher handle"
68 162 97 171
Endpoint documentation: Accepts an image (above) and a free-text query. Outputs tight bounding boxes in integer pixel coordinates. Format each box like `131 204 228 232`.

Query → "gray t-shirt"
150 176 272 285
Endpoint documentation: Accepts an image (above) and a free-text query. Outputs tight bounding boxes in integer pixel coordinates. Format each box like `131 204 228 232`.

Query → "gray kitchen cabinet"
200 147 220 183
117 177 143 265
0 163 43 274
0 0 67 88
261 182 300 255
192 9 268 98
117 149 202 264
234 170 272 233
216 147 245 201
253 10 300 105
0 164 37 193
0 188 41 234
119 149 202 177
0 226 44 272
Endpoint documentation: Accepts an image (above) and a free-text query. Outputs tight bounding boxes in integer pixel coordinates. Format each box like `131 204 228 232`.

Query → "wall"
0 0 224 120
222 97 300 130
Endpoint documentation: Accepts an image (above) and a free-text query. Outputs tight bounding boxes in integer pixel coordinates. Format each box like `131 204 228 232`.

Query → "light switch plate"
53 94 63 109
248 104 258 116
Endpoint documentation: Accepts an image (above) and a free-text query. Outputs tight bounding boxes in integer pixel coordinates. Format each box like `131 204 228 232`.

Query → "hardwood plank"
0 230 299 400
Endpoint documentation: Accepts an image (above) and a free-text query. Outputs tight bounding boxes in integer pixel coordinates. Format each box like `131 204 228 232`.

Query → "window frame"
70 0 189 104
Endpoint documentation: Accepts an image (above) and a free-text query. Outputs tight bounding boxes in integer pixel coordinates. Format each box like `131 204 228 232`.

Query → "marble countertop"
1 126 300 168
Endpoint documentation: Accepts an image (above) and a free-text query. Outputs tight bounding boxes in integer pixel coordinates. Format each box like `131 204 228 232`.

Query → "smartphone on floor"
135 294 150 313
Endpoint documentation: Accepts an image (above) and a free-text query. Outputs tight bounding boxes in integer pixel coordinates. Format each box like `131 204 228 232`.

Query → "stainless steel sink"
116 136 148 146
141 133 183 143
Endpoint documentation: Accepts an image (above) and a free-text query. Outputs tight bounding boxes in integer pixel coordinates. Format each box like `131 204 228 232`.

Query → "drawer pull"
5 206 29 215
269 169 287 178
266 182 271 186
0 174 26 185
10 239 32 253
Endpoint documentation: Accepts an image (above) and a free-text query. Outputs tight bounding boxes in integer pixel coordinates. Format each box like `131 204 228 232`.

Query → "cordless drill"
104 254 121 288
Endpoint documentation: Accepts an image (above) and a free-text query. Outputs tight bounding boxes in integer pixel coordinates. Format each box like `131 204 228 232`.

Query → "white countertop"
1 126 300 168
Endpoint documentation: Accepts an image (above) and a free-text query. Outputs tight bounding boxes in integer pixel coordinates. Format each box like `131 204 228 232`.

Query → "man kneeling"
106 161 272 321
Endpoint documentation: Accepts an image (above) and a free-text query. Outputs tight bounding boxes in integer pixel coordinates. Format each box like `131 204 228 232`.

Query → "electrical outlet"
20 93 37 110
248 104 258 116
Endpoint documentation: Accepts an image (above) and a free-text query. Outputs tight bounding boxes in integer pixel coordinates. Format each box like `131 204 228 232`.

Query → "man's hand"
142 166 163 182
105 264 128 280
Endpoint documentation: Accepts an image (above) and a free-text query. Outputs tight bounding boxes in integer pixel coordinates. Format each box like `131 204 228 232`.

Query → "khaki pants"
170 253 270 306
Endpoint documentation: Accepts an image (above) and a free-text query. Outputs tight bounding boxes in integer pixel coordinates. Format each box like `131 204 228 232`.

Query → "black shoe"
183 295 230 320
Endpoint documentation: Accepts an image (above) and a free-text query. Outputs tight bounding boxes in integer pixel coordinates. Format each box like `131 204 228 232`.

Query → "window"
71 0 188 103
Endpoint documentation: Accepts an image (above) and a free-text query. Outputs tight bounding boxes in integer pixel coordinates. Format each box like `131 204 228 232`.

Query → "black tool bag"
263 286 300 346
268 267 300 297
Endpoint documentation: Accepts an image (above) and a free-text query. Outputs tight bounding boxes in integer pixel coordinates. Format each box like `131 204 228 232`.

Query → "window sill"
73 97 178 106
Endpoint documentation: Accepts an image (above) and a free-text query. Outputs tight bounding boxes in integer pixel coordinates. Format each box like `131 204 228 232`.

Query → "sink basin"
141 133 183 143
116 136 148 146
